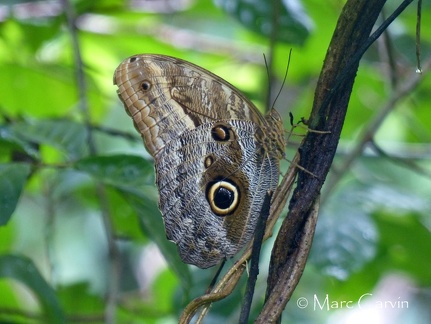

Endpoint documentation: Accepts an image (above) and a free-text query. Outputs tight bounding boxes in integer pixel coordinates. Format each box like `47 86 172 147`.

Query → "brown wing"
114 54 267 158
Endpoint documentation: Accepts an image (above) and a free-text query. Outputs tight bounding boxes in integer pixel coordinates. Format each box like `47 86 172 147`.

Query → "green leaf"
122 191 192 290
0 63 78 117
11 20 62 54
75 154 192 287
11 119 88 160
0 125 40 161
309 189 378 280
0 254 64 323
375 212 431 284
0 163 31 226
74 154 154 194
57 283 104 315
214 0 312 45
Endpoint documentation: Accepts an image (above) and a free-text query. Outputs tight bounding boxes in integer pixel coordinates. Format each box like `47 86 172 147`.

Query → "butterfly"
114 54 285 268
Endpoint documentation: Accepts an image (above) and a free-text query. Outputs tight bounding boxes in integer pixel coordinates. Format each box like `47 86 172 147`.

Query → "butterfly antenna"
273 49 292 109
263 53 271 107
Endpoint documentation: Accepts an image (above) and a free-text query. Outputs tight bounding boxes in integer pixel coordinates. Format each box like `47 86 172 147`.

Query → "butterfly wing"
114 54 283 268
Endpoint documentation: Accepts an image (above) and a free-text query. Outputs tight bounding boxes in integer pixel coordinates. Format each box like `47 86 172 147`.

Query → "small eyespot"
211 123 232 142
141 80 151 91
129 57 137 63
204 155 215 168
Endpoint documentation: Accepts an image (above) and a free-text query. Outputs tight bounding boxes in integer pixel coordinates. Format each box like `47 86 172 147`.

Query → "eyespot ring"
206 178 240 216
141 80 151 91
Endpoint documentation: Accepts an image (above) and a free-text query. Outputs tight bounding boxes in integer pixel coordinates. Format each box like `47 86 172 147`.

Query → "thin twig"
60 0 94 152
61 1 120 322
379 10 398 88
239 191 273 324
43 173 57 284
180 154 299 322
369 140 431 179
416 0 422 73
322 57 431 202
91 124 141 142
315 0 415 122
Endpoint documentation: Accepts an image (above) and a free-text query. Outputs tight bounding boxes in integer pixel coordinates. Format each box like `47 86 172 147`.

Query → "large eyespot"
211 123 232 142
141 80 151 91
206 178 240 216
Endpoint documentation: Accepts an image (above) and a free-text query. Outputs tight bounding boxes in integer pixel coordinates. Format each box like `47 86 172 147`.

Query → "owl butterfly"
114 54 285 268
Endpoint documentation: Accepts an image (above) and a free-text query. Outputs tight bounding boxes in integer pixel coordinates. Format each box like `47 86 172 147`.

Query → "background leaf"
74 154 154 193
309 186 379 280
122 191 193 290
0 163 31 225
0 125 40 161
214 0 312 44
0 254 64 323
11 119 88 160
75 155 192 288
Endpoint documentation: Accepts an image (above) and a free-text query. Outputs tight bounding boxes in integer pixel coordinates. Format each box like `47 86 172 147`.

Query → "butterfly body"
114 54 284 268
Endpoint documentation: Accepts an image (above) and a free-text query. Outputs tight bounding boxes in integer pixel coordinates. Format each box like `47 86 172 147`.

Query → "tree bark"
258 0 388 322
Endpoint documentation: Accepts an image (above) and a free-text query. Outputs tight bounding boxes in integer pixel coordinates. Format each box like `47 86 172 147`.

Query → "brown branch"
259 0 415 322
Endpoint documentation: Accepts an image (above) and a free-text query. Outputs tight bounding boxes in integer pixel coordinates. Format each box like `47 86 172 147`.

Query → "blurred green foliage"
0 0 430 323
